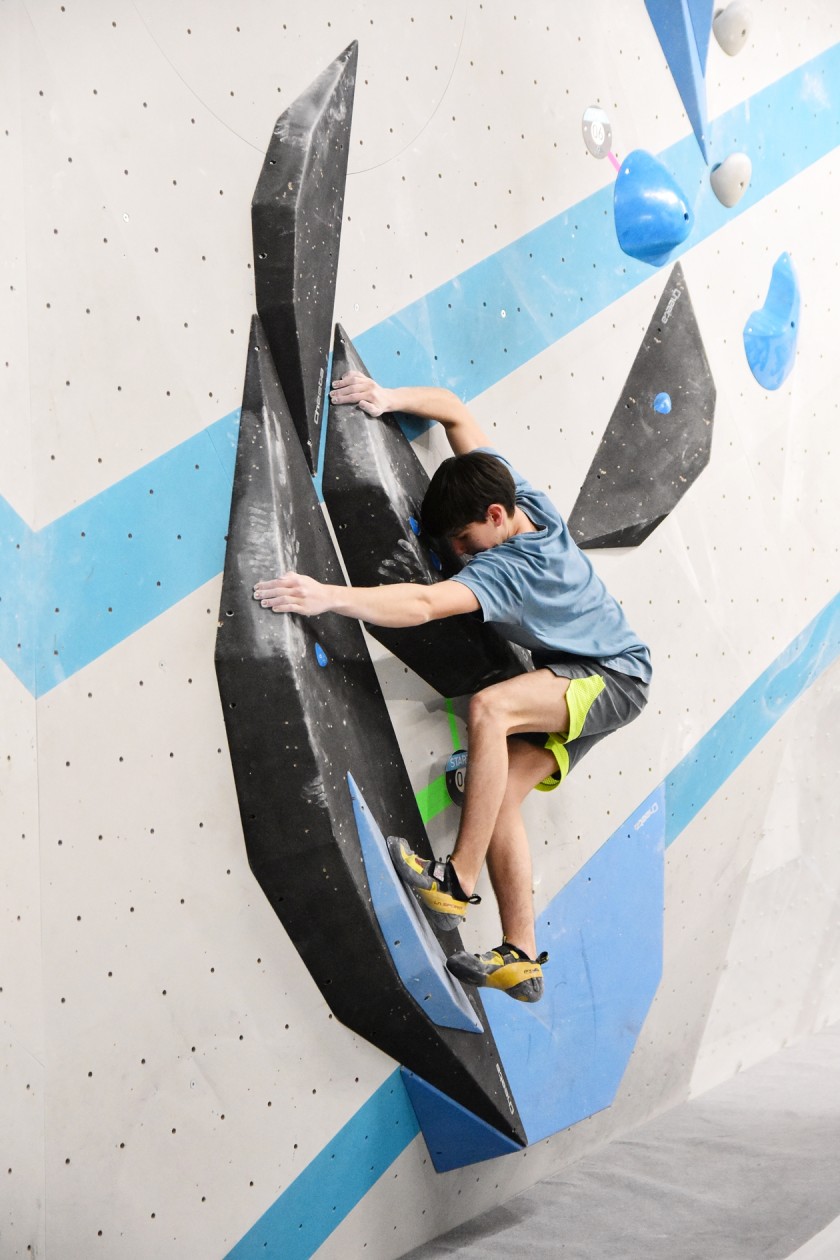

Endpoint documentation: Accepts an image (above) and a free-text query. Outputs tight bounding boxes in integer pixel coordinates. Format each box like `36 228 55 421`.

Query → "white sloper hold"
710 152 752 207
713 3 753 56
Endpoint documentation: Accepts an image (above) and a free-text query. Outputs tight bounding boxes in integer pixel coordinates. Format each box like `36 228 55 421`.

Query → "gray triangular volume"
323 324 531 696
568 264 715 549
252 43 357 471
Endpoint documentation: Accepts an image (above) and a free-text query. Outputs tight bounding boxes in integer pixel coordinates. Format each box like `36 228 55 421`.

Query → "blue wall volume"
644 0 713 162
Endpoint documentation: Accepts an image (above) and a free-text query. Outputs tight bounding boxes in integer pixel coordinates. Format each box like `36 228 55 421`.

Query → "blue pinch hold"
653 392 672 414
408 515 421 535
743 252 801 391
314 642 329 667
614 150 694 267
428 549 442 572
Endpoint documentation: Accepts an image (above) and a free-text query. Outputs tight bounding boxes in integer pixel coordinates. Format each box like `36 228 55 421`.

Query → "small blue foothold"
409 515 421 535
614 150 694 267
315 643 328 667
653 392 672 414
429 550 442 572
743 252 801 391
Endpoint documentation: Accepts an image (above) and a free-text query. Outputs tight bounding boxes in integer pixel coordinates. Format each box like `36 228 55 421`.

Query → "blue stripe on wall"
225 591 840 1258
2 43 838 695
0 412 239 697
225 1071 418 1260
353 43 840 399
0 494 37 694
665 593 840 847
33 412 239 695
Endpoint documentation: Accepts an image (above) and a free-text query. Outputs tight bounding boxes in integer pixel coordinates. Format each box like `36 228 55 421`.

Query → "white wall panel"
3 1 840 1256
0 668 44 1257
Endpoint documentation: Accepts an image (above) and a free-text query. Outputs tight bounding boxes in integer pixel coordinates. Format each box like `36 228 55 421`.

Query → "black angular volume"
215 316 525 1146
568 263 716 548
323 324 532 696
252 43 357 471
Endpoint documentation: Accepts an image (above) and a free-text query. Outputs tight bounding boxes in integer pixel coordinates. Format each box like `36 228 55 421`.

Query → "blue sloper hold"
347 775 482 1034
743 252 801 390
568 263 715 548
614 151 694 266
400 1069 523 1173
644 0 711 162
485 787 665 1146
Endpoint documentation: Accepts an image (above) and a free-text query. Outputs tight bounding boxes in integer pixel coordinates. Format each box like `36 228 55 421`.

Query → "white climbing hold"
713 3 753 56
710 152 752 207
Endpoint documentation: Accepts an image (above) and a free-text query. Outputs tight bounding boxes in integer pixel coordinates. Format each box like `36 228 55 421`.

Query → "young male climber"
253 372 651 1003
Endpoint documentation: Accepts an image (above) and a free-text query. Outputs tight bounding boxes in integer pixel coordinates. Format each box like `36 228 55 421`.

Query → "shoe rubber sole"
386 835 467 932
446 948 545 1003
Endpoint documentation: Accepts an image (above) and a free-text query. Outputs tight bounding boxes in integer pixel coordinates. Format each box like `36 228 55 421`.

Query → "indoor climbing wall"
2 2 839 1257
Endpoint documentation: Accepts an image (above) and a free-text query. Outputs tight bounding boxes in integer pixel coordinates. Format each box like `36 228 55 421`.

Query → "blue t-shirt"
450 450 652 683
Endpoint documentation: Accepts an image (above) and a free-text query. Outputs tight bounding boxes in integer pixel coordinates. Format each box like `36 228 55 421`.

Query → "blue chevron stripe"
224 1069 418 1260
354 44 840 398
665 592 840 846
1 413 239 696
2 42 838 697
0 494 36 693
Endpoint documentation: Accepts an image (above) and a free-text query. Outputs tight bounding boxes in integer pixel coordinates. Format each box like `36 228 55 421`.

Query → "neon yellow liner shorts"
522 654 650 791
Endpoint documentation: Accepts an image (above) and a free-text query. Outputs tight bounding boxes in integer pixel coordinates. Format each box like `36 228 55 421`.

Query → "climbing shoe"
446 940 548 1003
386 835 480 932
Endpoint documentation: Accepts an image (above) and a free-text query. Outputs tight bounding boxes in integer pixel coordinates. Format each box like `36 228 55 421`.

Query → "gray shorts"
520 653 650 789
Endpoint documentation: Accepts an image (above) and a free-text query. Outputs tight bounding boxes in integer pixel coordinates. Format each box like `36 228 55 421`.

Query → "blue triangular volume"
645 0 711 163
400 1068 523 1173
485 786 666 1146
686 0 713 73
347 775 483 1034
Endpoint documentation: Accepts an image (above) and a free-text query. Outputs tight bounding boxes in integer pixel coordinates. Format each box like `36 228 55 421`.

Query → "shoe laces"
498 939 549 965
434 857 481 905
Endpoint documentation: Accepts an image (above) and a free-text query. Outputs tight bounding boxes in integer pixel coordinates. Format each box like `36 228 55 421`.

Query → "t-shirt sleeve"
451 553 523 626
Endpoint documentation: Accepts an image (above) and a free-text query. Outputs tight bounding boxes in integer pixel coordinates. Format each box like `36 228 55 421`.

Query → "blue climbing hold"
314 642 328 667
428 549 442 572
614 150 693 267
408 515 421 535
653 392 672 414
743 253 800 391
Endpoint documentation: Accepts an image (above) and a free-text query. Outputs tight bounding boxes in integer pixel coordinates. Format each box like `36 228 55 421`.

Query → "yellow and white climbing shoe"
386 835 480 932
445 941 548 1003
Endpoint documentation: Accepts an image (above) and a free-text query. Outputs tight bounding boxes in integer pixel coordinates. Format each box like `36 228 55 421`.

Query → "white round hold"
713 3 753 56
710 152 753 207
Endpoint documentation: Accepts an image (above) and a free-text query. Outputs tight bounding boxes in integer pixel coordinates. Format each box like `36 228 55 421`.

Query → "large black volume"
252 43 357 471
322 325 531 696
568 262 716 548
215 317 525 1144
